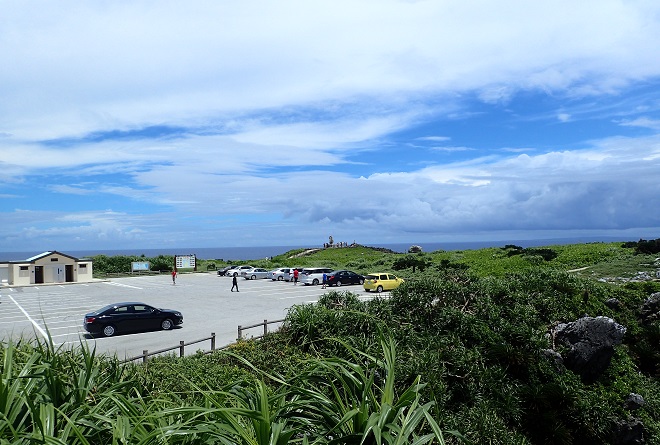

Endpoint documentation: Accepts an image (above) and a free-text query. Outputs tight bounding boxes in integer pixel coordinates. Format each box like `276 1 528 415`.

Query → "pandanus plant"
1 334 466 444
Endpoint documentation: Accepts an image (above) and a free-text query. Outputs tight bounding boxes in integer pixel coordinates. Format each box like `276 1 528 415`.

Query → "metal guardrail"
121 333 219 364
122 318 286 364
238 318 285 340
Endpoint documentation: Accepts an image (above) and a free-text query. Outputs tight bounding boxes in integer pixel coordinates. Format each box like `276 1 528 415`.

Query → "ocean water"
0 236 629 262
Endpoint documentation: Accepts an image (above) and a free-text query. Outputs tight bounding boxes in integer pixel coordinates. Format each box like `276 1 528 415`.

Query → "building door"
35 266 44 284
53 266 65 283
66 265 74 282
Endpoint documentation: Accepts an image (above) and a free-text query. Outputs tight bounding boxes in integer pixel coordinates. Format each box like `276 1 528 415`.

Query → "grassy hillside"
262 241 660 283
4 240 659 444
92 241 660 283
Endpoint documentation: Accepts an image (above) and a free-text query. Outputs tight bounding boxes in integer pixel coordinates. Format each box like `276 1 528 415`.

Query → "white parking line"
104 282 143 290
7 295 48 339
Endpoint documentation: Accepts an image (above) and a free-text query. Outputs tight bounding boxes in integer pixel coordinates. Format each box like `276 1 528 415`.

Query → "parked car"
226 265 253 277
363 273 404 292
217 265 236 276
280 267 304 282
241 267 270 280
326 270 364 287
83 302 183 337
269 268 290 281
299 267 335 285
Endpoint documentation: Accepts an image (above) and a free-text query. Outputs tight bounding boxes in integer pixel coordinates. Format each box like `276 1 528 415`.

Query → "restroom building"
0 251 94 286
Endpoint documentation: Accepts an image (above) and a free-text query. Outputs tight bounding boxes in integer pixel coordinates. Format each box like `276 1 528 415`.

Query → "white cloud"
2 1 660 139
416 136 451 142
430 146 475 153
2 1 660 250
618 117 660 130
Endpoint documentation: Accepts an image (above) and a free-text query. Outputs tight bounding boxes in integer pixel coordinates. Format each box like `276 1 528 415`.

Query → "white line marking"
104 282 143 289
279 295 319 300
7 295 48 339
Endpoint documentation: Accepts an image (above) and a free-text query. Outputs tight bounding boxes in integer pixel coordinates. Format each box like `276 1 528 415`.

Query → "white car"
299 267 334 285
241 267 270 280
280 267 304 282
226 265 253 277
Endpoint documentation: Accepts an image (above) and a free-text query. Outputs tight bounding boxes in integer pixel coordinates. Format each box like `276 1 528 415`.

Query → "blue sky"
1 0 660 252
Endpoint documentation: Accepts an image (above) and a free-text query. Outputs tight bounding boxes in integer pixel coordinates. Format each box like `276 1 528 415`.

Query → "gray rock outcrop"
624 393 645 411
612 418 645 445
605 298 622 310
553 316 626 382
639 292 660 323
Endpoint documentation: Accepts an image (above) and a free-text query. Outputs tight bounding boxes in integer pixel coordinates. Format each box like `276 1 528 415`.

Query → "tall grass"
1 334 459 444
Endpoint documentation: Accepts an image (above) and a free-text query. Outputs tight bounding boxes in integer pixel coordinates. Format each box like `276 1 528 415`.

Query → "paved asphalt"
0 272 373 361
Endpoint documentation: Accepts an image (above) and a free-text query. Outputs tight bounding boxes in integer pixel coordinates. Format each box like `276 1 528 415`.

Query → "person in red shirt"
293 268 299 285
171 269 177 285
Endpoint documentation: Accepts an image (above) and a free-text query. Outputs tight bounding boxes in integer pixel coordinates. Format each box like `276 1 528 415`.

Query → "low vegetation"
3 240 659 443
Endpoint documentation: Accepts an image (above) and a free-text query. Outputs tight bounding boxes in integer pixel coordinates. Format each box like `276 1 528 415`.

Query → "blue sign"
131 262 150 271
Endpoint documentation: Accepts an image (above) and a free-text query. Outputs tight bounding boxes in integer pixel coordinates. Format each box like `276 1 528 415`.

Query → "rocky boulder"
624 393 645 411
553 316 626 382
605 298 622 310
612 418 645 445
639 292 660 323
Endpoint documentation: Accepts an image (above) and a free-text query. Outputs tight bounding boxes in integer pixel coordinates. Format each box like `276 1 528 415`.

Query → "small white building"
0 251 93 286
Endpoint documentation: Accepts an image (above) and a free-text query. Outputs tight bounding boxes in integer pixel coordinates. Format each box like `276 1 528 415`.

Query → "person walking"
293 268 299 285
231 274 239 292
171 269 177 285
322 272 327 289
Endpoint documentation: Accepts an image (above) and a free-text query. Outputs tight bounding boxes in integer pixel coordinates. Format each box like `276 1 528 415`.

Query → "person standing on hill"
231 274 239 292
293 268 299 285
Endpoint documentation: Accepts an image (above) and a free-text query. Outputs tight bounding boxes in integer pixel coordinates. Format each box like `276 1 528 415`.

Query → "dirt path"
288 248 321 258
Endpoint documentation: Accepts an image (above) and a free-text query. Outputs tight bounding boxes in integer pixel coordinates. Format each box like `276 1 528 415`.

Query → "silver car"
269 268 290 281
299 267 334 285
241 267 270 280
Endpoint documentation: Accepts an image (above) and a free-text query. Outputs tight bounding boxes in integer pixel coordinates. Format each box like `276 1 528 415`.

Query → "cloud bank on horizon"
1 0 660 252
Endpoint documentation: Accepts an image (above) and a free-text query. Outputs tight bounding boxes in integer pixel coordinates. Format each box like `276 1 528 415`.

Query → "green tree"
393 254 431 272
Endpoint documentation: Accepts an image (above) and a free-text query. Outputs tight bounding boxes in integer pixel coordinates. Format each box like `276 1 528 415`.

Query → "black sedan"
83 302 183 337
326 270 364 287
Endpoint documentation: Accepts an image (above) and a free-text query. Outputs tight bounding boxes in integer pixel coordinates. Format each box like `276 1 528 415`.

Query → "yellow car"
363 273 404 292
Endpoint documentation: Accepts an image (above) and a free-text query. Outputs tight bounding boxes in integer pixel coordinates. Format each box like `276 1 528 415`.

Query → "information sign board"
175 255 196 269
131 262 150 272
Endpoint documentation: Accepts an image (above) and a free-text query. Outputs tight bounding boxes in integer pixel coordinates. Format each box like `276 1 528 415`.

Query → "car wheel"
277 276 283 281
364 288 370 292
161 319 173 330
336 281 342 287
102 325 116 337
312 278 319 285
376 285 384 293
359 279 364 285
233 272 238 277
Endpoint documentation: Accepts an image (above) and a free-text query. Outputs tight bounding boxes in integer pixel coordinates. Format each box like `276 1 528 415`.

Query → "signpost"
175 254 197 271
131 262 151 272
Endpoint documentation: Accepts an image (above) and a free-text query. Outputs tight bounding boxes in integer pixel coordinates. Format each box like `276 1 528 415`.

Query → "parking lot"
0 272 372 361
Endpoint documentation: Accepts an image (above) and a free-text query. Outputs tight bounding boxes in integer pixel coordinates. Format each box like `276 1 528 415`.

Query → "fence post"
211 332 216 351
263 319 268 337
238 325 242 340
142 350 148 364
179 341 185 357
